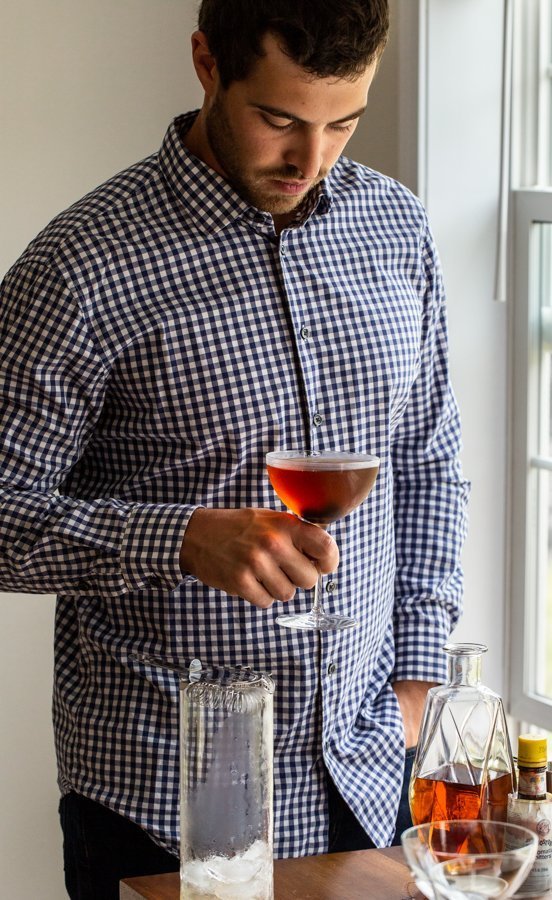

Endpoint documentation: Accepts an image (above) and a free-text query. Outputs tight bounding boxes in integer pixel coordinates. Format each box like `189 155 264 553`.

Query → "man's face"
201 34 378 225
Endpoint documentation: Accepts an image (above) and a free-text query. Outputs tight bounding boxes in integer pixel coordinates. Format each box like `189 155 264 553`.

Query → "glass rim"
133 654 274 690
443 642 488 656
266 450 380 470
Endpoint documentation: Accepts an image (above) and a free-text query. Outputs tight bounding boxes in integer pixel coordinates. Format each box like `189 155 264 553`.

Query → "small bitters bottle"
517 734 547 801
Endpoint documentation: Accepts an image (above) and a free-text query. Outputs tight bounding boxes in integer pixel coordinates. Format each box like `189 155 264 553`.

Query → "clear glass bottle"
409 643 515 825
180 661 274 900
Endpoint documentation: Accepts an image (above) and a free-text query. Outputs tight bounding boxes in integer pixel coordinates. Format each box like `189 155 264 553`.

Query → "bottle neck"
447 653 482 686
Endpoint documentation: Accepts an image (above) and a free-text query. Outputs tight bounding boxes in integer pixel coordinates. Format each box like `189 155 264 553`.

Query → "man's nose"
284 133 323 180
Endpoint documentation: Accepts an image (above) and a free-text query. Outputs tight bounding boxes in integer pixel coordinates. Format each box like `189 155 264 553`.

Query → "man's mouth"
269 178 311 195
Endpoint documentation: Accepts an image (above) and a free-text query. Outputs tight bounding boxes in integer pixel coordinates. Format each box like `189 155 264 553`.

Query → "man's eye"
329 121 355 133
263 116 294 131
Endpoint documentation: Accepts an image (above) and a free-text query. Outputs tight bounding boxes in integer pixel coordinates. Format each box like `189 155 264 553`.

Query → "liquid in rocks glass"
266 450 379 631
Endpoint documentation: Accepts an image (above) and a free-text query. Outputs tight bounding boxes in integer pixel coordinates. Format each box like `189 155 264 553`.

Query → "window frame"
511 0 552 187
509 186 552 728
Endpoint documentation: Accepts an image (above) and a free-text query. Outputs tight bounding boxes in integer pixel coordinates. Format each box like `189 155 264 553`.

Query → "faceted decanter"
409 643 515 825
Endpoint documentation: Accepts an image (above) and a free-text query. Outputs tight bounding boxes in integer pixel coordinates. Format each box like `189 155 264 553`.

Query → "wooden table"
120 845 425 899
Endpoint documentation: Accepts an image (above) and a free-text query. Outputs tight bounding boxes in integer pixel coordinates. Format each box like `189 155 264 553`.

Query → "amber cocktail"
266 450 379 631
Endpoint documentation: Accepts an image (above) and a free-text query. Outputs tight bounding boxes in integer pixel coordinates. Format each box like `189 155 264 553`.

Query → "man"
0 0 469 897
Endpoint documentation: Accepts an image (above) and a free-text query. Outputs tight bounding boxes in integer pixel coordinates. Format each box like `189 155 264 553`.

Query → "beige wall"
346 0 400 179
1 0 202 275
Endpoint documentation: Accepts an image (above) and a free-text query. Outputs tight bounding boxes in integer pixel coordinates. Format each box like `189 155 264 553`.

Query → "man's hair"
197 0 389 88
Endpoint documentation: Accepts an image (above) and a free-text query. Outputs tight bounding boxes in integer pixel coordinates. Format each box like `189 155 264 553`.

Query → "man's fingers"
292 521 339 574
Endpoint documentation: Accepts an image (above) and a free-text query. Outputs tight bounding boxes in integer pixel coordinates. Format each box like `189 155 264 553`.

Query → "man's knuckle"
258 530 281 554
233 565 251 592
247 546 266 570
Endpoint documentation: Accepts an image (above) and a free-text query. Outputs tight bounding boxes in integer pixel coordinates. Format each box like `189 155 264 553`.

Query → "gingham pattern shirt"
0 112 469 857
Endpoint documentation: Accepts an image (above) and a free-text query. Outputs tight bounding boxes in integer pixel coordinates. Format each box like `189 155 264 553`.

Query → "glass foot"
276 611 357 631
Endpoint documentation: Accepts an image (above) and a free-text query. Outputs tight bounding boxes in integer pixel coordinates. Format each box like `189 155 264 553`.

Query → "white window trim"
511 0 552 188
509 186 552 728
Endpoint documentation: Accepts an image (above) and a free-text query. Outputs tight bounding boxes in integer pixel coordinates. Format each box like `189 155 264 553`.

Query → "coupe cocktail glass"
265 450 379 631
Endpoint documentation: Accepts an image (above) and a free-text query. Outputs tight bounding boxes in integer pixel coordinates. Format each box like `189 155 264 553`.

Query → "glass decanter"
409 643 515 825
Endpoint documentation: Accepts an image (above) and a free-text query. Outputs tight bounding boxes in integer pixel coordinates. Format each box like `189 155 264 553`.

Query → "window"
509 0 552 728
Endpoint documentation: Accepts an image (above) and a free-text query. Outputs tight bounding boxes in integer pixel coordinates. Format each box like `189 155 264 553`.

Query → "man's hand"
392 679 437 748
179 507 339 608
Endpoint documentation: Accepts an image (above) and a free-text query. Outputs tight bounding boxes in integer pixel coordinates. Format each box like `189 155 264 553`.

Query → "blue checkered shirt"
0 112 469 857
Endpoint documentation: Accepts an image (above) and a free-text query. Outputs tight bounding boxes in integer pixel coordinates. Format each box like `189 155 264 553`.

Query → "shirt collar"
159 112 333 235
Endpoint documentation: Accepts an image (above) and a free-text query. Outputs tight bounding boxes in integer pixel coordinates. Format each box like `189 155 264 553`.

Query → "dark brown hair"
197 0 389 87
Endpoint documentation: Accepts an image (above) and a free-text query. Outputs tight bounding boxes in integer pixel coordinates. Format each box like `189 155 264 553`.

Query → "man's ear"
190 30 219 96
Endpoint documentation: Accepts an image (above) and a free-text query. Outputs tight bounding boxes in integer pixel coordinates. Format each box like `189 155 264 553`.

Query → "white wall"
350 0 508 695
1 0 201 271
1 2 200 897
422 0 507 695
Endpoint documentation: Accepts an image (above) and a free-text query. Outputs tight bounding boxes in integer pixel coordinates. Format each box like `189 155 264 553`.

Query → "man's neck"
180 112 223 178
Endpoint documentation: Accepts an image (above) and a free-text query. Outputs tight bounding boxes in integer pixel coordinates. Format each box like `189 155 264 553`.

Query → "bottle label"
507 795 552 895
519 769 547 799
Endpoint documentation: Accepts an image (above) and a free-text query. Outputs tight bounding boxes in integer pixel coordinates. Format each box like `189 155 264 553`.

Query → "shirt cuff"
392 599 452 684
120 503 199 592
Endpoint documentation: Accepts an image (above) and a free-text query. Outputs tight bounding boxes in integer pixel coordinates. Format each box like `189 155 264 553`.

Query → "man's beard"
205 93 323 215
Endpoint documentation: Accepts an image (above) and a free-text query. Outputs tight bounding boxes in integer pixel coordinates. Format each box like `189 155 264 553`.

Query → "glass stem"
311 523 329 617
311 572 325 616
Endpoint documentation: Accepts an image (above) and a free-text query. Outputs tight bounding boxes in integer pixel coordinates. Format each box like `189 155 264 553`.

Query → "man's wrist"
392 679 437 748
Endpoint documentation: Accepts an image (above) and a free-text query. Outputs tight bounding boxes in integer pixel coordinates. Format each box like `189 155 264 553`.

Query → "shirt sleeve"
390 218 470 684
0 254 196 596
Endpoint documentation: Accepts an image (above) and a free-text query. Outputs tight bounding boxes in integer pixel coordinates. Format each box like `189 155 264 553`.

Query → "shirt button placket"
282 243 323 441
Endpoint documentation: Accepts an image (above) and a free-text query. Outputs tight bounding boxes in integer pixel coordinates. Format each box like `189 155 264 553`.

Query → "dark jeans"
59 793 179 899
59 748 415 898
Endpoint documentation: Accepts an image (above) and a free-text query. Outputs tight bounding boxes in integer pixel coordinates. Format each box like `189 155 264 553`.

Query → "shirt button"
327 662 337 676
326 580 337 594
313 413 323 427
300 326 310 340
